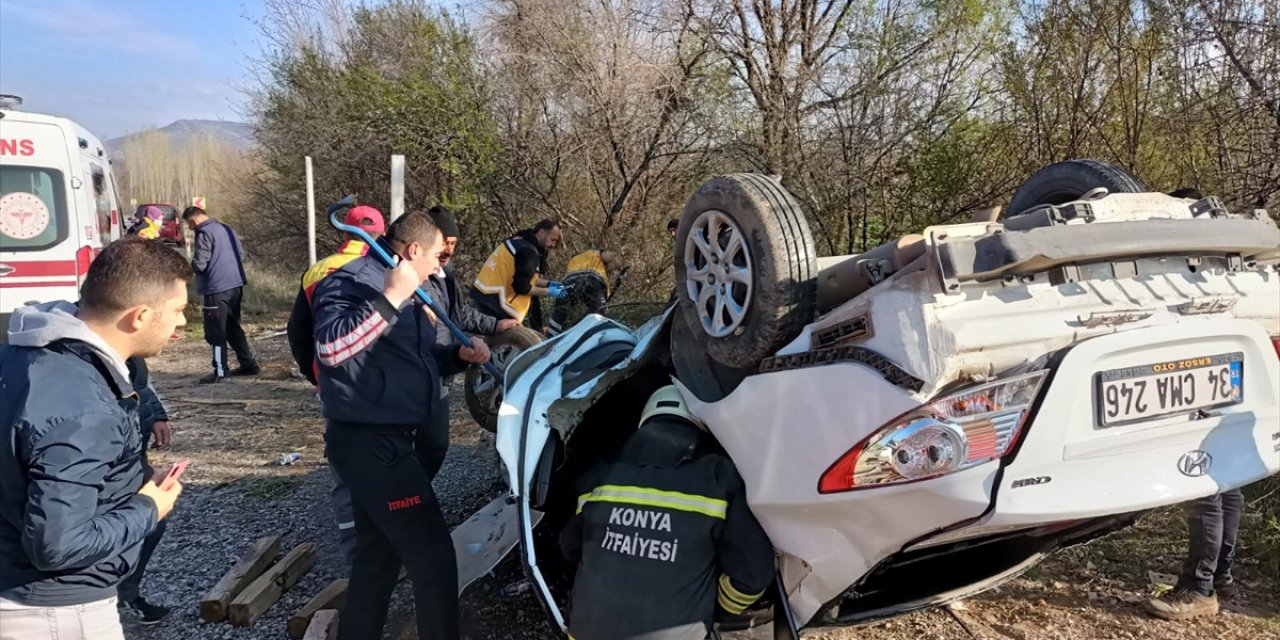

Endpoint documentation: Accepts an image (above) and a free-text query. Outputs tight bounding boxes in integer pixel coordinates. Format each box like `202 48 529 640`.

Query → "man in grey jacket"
183 206 258 383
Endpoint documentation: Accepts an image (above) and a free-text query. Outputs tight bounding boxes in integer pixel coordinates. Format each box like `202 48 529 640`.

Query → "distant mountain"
107 119 255 158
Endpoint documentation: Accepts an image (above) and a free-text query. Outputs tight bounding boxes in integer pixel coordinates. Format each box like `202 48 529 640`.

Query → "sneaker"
1214 577 1238 598
198 372 226 384
232 364 261 376
118 597 171 625
1143 587 1219 620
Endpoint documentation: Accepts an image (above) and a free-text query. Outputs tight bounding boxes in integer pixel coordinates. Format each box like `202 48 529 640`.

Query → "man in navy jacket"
0 238 187 640
311 211 490 640
184 206 259 383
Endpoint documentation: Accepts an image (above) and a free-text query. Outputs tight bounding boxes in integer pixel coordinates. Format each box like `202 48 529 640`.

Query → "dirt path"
126 322 1279 640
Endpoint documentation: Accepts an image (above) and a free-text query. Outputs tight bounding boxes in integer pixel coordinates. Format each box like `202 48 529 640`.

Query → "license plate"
1096 352 1244 426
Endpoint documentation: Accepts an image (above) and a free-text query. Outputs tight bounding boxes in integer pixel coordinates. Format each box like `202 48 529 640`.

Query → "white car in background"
489 161 1280 636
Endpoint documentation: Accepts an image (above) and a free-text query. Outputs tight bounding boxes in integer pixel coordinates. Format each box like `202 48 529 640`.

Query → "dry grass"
242 260 300 317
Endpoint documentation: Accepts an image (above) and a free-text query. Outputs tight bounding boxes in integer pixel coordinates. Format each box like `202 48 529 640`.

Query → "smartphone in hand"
159 458 190 491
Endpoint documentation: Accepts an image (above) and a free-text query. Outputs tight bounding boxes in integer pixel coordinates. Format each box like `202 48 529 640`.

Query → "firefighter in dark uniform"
560 385 775 640
311 212 491 640
547 249 622 336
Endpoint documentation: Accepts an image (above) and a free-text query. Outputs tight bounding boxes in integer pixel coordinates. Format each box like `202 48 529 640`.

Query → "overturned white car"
491 161 1280 635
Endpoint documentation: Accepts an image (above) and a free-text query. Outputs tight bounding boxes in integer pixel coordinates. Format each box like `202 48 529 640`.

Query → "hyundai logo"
0 264 13 277
1177 450 1213 477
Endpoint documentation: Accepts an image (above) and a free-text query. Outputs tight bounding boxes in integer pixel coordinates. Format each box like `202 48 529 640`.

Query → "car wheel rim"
685 209 753 338
472 344 520 413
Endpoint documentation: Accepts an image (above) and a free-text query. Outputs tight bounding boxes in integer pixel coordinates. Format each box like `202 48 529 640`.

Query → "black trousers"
119 446 165 603
202 288 256 376
1178 488 1244 595
415 392 450 482
119 519 165 602
325 421 458 640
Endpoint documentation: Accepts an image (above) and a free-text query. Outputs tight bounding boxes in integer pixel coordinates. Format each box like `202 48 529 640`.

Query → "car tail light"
818 371 1047 493
1272 336 1280 360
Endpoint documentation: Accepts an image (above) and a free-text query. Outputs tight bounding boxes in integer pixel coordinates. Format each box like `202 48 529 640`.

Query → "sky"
0 0 264 138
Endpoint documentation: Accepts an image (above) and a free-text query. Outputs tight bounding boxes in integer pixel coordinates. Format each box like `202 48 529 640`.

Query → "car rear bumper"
995 319 1279 522
918 319 1279 548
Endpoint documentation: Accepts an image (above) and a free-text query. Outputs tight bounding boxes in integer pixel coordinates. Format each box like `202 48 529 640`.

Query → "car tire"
670 310 751 403
1007 159 1148 216
464 326 544 433
675 173 817 369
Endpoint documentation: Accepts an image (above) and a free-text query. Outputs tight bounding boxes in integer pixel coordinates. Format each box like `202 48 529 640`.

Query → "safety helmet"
639 385 704 429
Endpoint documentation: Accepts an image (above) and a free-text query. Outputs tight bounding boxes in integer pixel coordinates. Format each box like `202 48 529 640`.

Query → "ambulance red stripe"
0 260 78 278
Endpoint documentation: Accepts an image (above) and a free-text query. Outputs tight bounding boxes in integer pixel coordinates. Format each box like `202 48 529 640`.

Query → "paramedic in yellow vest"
284 204 385 563
469 219 566 330
135 206 164 239
547 249 622 335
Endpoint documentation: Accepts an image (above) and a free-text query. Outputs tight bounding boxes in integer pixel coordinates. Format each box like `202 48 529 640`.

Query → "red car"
132 203 184 246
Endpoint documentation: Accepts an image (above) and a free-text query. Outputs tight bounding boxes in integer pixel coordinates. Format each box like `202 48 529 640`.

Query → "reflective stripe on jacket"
559 417 775 640
470 235 542 322
302 240 369 303
287 239 371 385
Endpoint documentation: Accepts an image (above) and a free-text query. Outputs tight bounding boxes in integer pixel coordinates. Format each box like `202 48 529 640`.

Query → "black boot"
118 596 172 625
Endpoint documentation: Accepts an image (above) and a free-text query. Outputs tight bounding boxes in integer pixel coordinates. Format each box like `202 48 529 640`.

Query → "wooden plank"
228 543 317 627
302 610 339 640
199 535 281 623
286 579 348 639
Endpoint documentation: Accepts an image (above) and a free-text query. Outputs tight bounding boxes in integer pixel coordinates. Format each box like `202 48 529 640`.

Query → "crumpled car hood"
496 310 672 496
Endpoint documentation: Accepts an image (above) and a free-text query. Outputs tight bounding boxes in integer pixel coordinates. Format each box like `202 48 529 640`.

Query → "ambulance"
0 95 123 336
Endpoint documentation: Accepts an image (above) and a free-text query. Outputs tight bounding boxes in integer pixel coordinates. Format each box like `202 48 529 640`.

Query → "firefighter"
311 211 490 640
469 218 568 330
547 249 622 335
560 385 775 640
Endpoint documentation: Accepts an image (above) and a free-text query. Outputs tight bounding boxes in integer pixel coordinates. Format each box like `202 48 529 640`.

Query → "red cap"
344 205 385 235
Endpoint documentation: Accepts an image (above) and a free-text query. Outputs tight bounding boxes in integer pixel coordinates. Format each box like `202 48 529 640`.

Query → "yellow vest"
472 238 539 321
301 239 368 302
565 250 610 295
137 218 162 240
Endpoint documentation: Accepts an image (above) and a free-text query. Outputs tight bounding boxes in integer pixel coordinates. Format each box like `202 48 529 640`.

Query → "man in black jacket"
312 212 490 640
0 238 186 640
561 385 775 640
420 206 519 477
184 206 259 383
118 357 174 625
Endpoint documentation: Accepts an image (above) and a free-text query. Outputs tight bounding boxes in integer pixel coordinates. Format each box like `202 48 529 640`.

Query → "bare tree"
481 0 724 289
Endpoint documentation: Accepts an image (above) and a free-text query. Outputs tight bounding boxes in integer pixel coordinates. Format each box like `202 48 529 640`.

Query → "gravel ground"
121 326 512 640
122 322 1280 640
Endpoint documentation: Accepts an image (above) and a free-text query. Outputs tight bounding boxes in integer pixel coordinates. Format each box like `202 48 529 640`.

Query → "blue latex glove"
548 282 569 299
